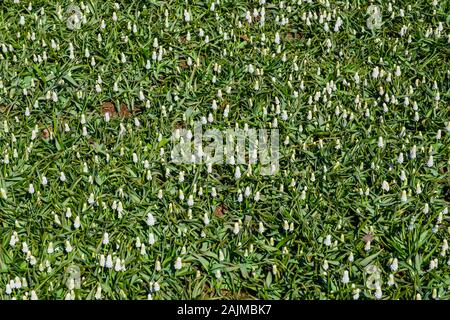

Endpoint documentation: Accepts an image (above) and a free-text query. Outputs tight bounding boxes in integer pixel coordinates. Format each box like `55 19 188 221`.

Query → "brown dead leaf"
240 34 249 42
101 101 116 116
214 203 227 218
42 127 51 140
132 106 142 115
220 100 229 109
119 103 131 118
362 232 374 243
200 282 254 299
173 121 185 129
0 104 11 113
179 58 188 69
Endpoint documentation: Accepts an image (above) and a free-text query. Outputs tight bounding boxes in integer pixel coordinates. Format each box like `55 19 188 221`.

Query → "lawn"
0 0 449 300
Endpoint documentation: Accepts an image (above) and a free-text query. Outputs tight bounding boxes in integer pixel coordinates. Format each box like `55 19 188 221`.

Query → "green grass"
0 0 449 300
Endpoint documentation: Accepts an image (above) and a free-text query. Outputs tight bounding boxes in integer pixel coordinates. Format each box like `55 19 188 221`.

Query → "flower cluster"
0 0 448 300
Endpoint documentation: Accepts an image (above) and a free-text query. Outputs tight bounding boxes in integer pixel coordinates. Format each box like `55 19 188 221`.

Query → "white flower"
427 155 434 167
140 243 146 255
5 284 12 295
117 201 123 217
244 186 251 197
74 216 81 229
184 9 190 22
149 233 155 245
30 290 38 300
401 190 408 203
274 32 280 44
390 258 398 271
102 232 109 245
174 257 182 270
283 220 289 231
235 167 241 179
300 190 306 200
65 207 72 218
400 170 407 181
442 240 448 253
95 286 102 299
9 233 18 247
429 259 437 271
374 286 382 299
203 213 210 225
187 195 194 207
258 222 265 234
105 255 113 268
88 193 95 205
0 188 7 200
114 258 122 271
410 145 417 159
372 66 379 79
342 270 350 284
388 274 395 286
28 184 35 194
98 254 105 268
324 235 332 246
65 240 73 253
146 213 155 226
381 180 390 192
416 183 422 194
22 242 29 253
353 288 360 300
377 136 384 148
233 222 240 234
395 65 401 77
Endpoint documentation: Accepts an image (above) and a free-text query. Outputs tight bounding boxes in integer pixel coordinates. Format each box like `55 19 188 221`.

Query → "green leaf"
359 251 382 267
265 272 272 288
